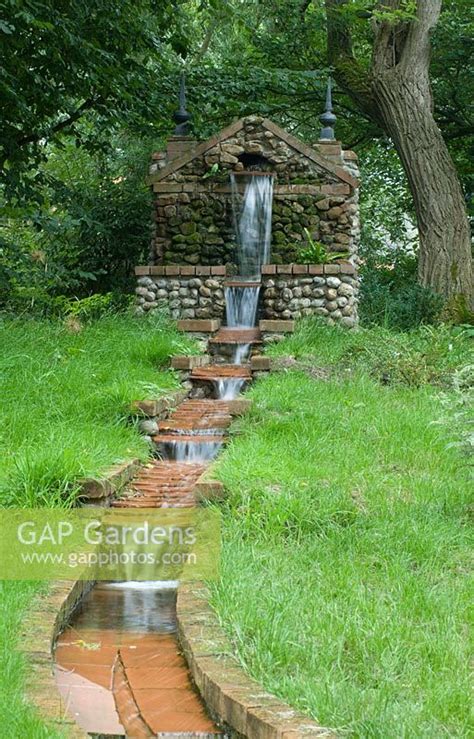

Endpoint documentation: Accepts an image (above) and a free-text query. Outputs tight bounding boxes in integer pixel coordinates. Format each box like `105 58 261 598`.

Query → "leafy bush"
63 292 133 322
0 134 154 315
359 259 444 330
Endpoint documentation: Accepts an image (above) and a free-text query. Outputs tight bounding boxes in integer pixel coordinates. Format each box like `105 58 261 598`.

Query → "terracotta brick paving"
56 585 222 736
56 360 250 736
112 461 205 509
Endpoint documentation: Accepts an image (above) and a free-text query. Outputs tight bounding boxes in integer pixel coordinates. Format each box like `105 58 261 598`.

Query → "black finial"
173 72 191 135
319 77 337 140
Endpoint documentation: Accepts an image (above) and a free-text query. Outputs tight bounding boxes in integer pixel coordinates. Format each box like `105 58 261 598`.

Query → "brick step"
160 420 230 432
190 364 251 380
112 461 205 508
153 433 226 444
209 328 262 344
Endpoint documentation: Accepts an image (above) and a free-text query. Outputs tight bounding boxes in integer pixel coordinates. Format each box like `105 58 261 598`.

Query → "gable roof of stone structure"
146 117 358 189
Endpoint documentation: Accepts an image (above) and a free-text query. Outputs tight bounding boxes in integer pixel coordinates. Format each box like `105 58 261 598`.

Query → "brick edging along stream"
177 582 335 738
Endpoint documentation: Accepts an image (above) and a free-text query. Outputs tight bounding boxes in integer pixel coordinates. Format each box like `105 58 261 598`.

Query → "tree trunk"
371 2 473 306
326 0 473 308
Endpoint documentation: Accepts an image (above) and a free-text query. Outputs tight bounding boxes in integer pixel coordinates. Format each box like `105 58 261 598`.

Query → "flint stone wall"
262 273 358 328
135 263 358 325
146 116 360 269
136 274 226 320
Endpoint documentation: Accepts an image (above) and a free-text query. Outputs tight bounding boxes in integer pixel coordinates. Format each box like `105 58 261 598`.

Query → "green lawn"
210 322 473 737
0 313 193 736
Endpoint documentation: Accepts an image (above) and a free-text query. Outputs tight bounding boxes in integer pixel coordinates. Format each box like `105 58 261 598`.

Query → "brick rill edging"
21 580 94 738
177 583 335 738
78 458 141 504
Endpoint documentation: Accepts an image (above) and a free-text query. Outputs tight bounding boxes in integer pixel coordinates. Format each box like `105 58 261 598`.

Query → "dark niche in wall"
237 152 273 172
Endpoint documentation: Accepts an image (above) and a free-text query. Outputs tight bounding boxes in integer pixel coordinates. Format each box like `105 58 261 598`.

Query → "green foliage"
295 228 348 264
0 581 63 737
269 318 473 388
0 0 181 198
63 293 134 322
436 361 474 469
359 266 444 331
0 135 153 311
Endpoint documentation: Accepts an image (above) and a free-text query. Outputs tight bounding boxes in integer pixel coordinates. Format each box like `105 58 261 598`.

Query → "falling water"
230 174 274 278
159 439 223 463
232 343 250 365
215 378 246 400
225 285 261 327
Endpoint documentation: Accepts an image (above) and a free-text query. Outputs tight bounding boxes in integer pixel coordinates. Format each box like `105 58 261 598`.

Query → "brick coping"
135 262 357 277
21 580 94 738
176 582 335 738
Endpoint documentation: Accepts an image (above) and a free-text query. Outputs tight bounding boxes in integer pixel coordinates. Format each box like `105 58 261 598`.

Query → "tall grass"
0 314 194 507
210 356 473 735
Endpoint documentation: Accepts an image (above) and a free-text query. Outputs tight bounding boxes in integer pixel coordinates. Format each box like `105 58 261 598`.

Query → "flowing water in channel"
55 582 222 736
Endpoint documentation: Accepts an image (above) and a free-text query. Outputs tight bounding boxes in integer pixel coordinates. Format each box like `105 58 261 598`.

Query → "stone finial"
173 72 191 135
319 77 337 140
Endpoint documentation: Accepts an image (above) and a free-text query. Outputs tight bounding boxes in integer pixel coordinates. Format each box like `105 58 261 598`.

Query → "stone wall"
134 262 358 326
146 116 360 269
261 263 358 328
135 266 226 320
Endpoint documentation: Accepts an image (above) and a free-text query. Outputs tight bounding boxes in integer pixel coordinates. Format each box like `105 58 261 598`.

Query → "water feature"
230 174 273 279
232 342 251 365
215 377 246 400
158 438 224 463
218 173 274 387
55 581 221 736
53 170 275 736
224 285 261 328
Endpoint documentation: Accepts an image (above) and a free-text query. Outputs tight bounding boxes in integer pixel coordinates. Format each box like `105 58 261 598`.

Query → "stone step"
259 319 295 333
177 319 220 333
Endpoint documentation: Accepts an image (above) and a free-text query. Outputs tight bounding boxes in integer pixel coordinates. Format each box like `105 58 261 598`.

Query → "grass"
209 323 473 737
0 581 64 738
0 313 195 507
0 312 193 736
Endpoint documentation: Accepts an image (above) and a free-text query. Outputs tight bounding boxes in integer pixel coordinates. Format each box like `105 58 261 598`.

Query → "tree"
0 0 181 199
325 0 473 307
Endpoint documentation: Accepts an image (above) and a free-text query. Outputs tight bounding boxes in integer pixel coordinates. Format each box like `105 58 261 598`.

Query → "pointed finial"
319 77 337 140
173 72 191 135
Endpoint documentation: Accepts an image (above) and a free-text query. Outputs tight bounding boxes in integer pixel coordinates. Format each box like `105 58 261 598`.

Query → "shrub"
359 261 444 330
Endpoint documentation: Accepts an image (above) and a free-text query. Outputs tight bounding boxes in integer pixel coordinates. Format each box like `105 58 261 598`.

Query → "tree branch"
325 0 382 126
16 97 96 148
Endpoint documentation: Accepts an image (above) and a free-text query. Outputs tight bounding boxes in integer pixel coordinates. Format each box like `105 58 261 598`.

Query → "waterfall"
230 174 274 279
225 174 274 343
225 285 261 327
